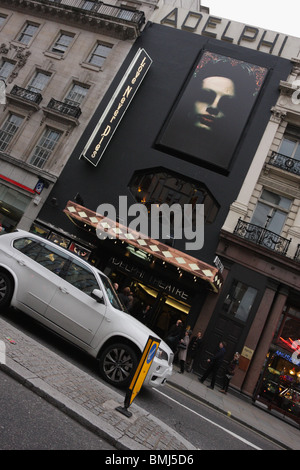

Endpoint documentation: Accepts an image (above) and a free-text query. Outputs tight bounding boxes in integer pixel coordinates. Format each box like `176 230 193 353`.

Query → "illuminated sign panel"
81 48 152 166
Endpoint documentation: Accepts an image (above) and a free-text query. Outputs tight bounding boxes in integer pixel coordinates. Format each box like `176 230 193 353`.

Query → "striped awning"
64 200 223 292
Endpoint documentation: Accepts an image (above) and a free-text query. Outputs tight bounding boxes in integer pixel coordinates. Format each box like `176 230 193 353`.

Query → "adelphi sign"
81 48 152 166
153 7 300 59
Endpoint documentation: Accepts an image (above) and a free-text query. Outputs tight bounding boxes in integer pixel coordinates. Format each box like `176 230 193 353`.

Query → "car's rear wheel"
0 271 13 308
98 342 139 388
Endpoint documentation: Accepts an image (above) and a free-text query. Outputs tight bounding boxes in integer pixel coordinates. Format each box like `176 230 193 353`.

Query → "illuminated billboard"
157 51 268 172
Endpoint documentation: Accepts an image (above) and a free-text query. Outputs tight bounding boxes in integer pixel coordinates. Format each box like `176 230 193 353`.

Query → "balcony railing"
6 0 146 38
234 218 291 255
9 85 43 104
268 151 300 176
46 98 82 118
294 244 300 262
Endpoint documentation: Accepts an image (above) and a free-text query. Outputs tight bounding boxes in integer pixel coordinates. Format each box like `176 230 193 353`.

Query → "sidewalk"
1 316 299 450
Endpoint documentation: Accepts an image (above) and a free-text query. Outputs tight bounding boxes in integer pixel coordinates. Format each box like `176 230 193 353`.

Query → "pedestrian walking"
220 352 240 394
199 341 226 390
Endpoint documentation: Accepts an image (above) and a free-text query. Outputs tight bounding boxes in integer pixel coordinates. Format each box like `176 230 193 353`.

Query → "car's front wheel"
98 342 139 388
0 271 13 308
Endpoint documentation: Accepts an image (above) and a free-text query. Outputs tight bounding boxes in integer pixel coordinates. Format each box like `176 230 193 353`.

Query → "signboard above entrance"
81 48 152 166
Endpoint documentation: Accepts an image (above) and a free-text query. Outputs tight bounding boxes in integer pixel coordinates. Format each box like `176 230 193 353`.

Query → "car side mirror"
91 289 104 303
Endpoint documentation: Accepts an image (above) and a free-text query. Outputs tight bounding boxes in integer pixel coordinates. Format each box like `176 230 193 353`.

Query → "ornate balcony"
42 98 81 125
294 244 300 262
234 218 291 255
268 151 300 176
1 0 146 39
6 84 42 111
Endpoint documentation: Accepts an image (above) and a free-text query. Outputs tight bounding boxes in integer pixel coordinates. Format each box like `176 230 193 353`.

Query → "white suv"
0 230 173 388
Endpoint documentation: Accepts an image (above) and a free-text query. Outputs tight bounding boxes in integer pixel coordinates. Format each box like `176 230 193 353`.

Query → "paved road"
0 370 116 450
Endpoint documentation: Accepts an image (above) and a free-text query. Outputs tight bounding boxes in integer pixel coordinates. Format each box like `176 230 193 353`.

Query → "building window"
0 60 14 81
64 83 88 106
17 23 39 45
51 32 74 55
251 189 292 235
0 15 7 28
279 137 300 161
222 280 257 322
0 113 24 151
29 128 61 169
129 168 219 226
27 71 51 93
88 43 112 67
81 1 96 10
274 306 300 352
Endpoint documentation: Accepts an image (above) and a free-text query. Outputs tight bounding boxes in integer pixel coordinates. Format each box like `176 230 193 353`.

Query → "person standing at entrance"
178 330 191 373
199 341 226 390
165 319 183 352
186 331 203 372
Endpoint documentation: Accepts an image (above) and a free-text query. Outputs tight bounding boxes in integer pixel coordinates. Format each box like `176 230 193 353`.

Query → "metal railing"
234 218 291 255
268 151 300 176
294 244 300 262
10 85 43 104
46 98 82 118
29 0 145 27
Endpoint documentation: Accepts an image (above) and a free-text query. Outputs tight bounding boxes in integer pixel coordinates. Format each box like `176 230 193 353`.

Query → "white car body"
0 230 173 388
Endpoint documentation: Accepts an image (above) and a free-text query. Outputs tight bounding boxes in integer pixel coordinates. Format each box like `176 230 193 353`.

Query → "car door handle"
59 286 69 294
17 259 26 266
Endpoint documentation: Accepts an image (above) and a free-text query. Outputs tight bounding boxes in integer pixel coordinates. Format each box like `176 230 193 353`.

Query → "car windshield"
99 273 124 310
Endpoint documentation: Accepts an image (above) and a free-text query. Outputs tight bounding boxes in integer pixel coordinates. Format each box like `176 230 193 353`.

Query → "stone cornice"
0 0 145 40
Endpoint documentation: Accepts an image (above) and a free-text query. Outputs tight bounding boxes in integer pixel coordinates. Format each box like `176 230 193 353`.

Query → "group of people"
165 319 203 374
113 284 152 325
165 319 240 394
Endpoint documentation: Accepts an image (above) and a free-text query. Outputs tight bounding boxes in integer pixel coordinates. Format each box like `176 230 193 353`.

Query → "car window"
35 244 68 275
100 273 123 310
13 237 43 260
14 237 69 276
63 259 99 296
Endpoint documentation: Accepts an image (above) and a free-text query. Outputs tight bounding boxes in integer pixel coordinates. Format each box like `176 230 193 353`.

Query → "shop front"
0 180 32 233
31 200 223 339
254 306 300 425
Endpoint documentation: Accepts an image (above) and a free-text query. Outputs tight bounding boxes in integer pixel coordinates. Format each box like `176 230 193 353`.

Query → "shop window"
251 189 292 234
29 127 62 169
274 306 300 352
0 183 31 233
222 280 257 322
0 113 24 151
129 168 219 227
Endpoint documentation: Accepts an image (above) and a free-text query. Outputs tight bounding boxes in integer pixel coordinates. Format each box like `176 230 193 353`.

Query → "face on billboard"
157 51 268 172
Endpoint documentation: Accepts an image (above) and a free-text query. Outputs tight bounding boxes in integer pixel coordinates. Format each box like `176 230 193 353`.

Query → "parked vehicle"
0 230 173 388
